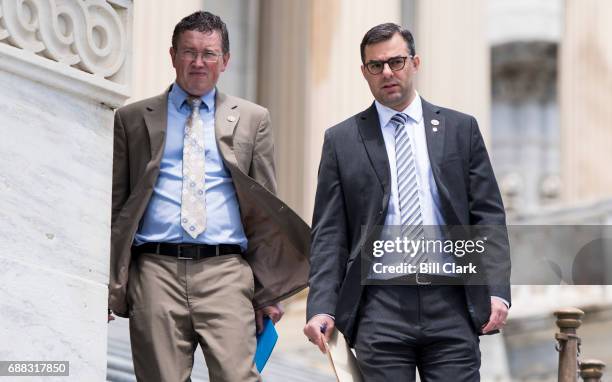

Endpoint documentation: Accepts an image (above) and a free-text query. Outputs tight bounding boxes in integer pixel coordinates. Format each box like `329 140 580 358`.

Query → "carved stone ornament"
0 0 127 79
492 41 557 102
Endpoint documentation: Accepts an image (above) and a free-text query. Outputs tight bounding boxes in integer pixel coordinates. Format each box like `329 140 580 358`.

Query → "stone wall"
0 0 132 379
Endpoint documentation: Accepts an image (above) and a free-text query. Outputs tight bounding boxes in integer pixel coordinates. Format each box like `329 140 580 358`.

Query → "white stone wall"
0 0 131 380
488 0 563 44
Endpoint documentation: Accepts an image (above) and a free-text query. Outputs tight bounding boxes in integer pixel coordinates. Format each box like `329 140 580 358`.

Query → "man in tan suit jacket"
107 11 309 382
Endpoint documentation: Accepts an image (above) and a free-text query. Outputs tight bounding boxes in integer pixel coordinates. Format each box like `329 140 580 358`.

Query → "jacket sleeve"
111 110 130 227
108 109 131 315
467 116 511 304
306 129 350 320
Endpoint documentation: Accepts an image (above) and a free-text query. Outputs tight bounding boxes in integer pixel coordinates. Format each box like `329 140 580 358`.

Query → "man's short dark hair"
360 23 415 64
172 11 230 54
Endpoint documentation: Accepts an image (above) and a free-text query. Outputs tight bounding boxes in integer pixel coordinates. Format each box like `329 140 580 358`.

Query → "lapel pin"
431 119 440 132
227 115 236 122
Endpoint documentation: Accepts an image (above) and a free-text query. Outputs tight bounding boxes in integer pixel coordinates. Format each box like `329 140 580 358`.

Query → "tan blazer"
108 87 310 317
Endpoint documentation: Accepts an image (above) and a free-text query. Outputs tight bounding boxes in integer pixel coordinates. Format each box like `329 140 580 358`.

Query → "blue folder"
254 317 278 372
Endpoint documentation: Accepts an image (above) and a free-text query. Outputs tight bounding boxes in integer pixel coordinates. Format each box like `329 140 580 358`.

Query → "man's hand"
108 310 115 323
481 297 508 334
255 303 284 334
303 314 335 354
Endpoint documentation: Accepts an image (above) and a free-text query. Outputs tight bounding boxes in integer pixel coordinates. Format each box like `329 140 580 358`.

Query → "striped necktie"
181 96 207 239
391 113 425 264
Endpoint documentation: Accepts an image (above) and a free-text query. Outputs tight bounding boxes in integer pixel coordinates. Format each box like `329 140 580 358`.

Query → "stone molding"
0 0 131 107
492 41 557 102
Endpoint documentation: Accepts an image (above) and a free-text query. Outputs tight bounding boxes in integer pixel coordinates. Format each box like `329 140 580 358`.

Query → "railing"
554 308 606 382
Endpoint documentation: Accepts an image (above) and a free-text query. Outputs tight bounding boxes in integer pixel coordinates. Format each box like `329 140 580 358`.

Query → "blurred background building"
1 0 611 381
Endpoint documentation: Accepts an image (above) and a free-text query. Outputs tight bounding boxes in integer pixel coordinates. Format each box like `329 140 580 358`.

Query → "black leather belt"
400 273 460 286
133 242 242 260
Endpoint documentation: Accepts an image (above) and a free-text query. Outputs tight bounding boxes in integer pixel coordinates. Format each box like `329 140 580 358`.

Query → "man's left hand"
481 297 508 334
255 303 284 334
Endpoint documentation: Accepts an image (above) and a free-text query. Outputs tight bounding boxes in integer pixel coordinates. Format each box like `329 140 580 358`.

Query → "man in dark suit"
304 23 510 381
107 11 309 381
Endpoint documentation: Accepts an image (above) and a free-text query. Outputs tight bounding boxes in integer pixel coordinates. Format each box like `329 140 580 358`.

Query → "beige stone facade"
120 1 612 380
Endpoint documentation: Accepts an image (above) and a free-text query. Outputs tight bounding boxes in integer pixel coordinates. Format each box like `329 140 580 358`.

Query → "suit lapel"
214 91 241 169
422 98 446 174
421 98 462 223
357 103 391 195
143 90 169 162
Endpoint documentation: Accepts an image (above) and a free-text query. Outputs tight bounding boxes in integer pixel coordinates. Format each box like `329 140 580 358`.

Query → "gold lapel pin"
227 116 236 122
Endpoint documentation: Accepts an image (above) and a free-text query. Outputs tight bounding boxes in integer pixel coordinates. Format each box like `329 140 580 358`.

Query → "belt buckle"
416 272 431 285
177 244 194 260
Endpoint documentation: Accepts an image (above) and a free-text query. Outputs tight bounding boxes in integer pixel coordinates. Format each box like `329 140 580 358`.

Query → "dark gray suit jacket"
306 99 511 346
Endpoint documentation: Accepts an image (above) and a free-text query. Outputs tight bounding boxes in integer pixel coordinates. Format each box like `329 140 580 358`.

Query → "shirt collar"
375 90 423 128
169 82 216 112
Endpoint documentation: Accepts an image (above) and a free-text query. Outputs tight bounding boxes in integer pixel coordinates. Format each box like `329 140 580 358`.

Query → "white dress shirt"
375 93 445 228
375 93 509 308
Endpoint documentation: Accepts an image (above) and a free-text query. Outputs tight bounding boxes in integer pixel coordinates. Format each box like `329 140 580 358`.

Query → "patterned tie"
181 96 207 239
391 113 425 264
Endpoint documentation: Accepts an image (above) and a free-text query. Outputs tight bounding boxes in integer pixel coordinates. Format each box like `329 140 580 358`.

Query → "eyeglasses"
178 49 223 63
365 56 411 75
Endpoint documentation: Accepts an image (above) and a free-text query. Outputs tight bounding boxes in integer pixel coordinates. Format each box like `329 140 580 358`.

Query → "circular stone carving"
1 0 127 80
91 24 107 51
18 0 37 30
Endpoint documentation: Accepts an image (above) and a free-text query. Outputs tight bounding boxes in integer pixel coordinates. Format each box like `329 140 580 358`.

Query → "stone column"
0 0 132 380
204 0 260 101
414 0 491 142
257 0 400 221
560 0 612 203
130 0 203 102
257 0 310 218
305 0 402 221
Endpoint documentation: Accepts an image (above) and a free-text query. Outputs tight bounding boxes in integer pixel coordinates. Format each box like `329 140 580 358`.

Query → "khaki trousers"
127 252 261 382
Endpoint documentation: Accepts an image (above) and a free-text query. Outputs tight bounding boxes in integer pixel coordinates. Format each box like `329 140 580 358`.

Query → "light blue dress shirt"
134 83 248 250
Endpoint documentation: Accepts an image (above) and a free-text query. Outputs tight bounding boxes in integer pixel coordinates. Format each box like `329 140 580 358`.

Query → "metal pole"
554 308 584 382
579 359 605 382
